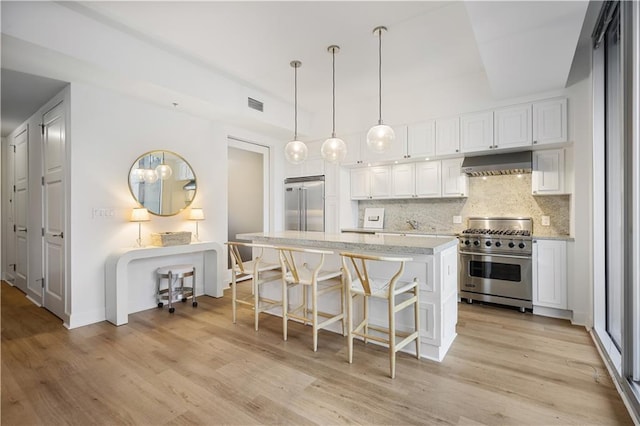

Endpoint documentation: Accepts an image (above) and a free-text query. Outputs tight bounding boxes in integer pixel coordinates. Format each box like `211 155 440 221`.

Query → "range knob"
473 240 480 246
495 241 502 247
485 241 492 247
508 242 515 248
518 242 526 249
464 240 471 246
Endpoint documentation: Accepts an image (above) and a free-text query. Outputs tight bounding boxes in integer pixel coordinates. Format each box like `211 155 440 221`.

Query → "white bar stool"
156 264 197 314
277 246 345 352
340 251 420 378
226 242 282 330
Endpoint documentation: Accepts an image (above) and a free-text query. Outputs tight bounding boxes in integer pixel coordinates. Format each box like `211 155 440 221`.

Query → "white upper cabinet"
494 103 533 149
533 98 568 146
441 157 468 197
415 161 441 197
362 125 408 163
460 111 494 153
407 121 436 159
350 166 391 199
391 161 441 198
435 117 460 156
391 163 415 198
532 149 566 195
341 133 365 165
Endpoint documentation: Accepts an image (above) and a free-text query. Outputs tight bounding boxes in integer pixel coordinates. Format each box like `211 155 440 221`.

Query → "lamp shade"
284 140 308 164
321 137 347 163
188 208 205 221
155 163 173 180
130 208 150 222
366 124 396 153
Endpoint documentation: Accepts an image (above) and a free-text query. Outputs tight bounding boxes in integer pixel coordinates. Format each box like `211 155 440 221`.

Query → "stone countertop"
237 231 458 256
532 234 575 241
341 228 457 237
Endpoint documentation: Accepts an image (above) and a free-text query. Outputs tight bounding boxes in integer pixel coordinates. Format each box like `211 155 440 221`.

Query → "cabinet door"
369 166 392 199
407 121 436 159
533 98 567 145
441 158 468 197
533 240 567 309
391 163 415 198
363 125 407 163
532 149 565 195
415 161 441 198
435 117 460 156
341 133 364 165
350 168 370 200
494 104 532 149
460 111 494 153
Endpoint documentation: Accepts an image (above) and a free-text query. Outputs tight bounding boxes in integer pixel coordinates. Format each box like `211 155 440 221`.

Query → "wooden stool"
340 252 420 378
226 242 282 330
277 246 345 352
156 264 197 314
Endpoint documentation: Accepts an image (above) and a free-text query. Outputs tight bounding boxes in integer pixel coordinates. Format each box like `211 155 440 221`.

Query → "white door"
13 127 29 293
369 166 391 199
350 168 370 200
407 121 436 159
5 131 18 287
460 111 494 153
441 158 468 197
435 117 460 156
532 98 568 145
42 102 66 319
391 163 415 198
494 104 533 149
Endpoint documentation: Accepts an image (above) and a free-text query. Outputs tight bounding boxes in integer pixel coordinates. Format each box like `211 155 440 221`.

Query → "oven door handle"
458 251 532 260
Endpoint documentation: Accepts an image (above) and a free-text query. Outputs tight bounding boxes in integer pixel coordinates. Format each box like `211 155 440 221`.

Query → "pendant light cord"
332 47 336 137
294 64 298 139
378 28 383 125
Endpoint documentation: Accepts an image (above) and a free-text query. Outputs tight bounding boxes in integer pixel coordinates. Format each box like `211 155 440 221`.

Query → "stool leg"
254 273 260 331
414 284 420 359
389 294 396 379
282 278 288 341
347 290 354 364
312 281 318 352
340 274 346 336
363 295 369 345
168 271 174 313
231 269 237 323
192 267 198 307
157 273 162 308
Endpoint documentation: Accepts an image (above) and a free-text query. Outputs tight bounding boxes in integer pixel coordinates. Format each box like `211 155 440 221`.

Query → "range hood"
461 151 532 177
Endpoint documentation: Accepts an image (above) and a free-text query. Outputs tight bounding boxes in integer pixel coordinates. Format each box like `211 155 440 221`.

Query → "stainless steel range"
458 217 533 311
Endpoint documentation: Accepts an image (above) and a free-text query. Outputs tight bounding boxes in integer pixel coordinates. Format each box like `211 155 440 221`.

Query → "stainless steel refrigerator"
284 175 325 232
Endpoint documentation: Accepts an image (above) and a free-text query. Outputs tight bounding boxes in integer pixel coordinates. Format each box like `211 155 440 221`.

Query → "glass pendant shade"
143 169 159 184
284 140 308 165
321 137 347 163
366 124 395 153
155 163 173 180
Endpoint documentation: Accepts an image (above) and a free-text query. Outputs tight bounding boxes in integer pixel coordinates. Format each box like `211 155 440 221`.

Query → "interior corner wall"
67 81 229 328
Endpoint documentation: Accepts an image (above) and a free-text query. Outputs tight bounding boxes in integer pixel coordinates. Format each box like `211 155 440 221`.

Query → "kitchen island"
237 231 458 362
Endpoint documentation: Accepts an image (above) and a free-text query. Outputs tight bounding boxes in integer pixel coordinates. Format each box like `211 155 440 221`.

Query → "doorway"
227 138 270 264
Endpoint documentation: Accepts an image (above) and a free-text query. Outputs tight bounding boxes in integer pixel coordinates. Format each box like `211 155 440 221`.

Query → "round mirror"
128 150 197 216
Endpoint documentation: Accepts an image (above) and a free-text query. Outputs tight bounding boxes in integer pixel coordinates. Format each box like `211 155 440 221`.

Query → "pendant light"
366 26 395 153
321 45 347 163
284 60 308 165
155 152 173 180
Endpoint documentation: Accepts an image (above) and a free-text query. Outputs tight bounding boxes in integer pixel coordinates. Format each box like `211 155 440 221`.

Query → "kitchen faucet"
407 219 418 230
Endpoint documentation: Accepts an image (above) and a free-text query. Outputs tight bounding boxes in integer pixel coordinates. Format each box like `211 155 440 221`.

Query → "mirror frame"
128 150 197 217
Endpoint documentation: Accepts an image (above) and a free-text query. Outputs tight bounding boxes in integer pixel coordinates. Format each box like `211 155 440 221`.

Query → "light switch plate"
541 216 550 226
453 215 462 224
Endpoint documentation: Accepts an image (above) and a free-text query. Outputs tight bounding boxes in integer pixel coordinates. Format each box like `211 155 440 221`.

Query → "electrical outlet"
541 216 550 226
453 216 462 224
92 208 116 219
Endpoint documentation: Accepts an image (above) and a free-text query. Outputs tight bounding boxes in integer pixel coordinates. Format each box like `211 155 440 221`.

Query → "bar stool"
156 264 197 314
277 246 345 352
340 251 420 378
226 242 282 330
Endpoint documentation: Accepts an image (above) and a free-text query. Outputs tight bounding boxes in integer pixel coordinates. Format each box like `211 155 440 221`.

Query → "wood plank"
1 281 633 425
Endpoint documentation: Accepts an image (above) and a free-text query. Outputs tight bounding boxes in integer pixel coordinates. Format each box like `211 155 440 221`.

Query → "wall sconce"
130 207 150 247
188 208 205 241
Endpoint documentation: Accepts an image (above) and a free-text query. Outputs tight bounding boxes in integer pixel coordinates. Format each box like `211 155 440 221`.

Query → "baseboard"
25 295 42 307
67 308 106 329
532 305 572 320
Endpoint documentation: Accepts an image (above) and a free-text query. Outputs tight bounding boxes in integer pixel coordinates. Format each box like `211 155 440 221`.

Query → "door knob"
53 232 64 238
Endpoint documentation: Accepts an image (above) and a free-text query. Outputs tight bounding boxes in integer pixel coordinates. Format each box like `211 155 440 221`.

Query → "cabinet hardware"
455 149 459 152
533 141 538 144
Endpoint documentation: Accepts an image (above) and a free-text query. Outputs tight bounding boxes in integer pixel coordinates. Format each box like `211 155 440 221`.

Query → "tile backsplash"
358 174 570 236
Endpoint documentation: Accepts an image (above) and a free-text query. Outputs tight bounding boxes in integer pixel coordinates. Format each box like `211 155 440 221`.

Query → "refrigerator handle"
298 188 303 231
301 187 307 231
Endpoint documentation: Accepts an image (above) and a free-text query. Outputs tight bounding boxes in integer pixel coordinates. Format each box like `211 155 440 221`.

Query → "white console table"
105 241 223 326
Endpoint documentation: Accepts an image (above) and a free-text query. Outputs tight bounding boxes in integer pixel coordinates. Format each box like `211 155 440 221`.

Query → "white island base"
237 231 459 362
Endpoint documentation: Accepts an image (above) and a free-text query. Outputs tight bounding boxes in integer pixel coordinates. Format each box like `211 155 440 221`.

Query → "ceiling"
1 1 590 138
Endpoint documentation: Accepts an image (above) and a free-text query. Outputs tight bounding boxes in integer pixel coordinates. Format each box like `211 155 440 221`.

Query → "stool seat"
157 264 195 276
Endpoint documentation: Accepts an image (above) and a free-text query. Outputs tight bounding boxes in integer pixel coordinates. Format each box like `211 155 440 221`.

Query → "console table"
105 241 223 326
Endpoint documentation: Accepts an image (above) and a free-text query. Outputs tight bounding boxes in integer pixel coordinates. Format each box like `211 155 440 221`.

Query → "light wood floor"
1 281 633 425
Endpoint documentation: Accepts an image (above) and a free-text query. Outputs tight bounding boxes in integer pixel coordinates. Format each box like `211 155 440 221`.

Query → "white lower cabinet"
532 239 567 309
